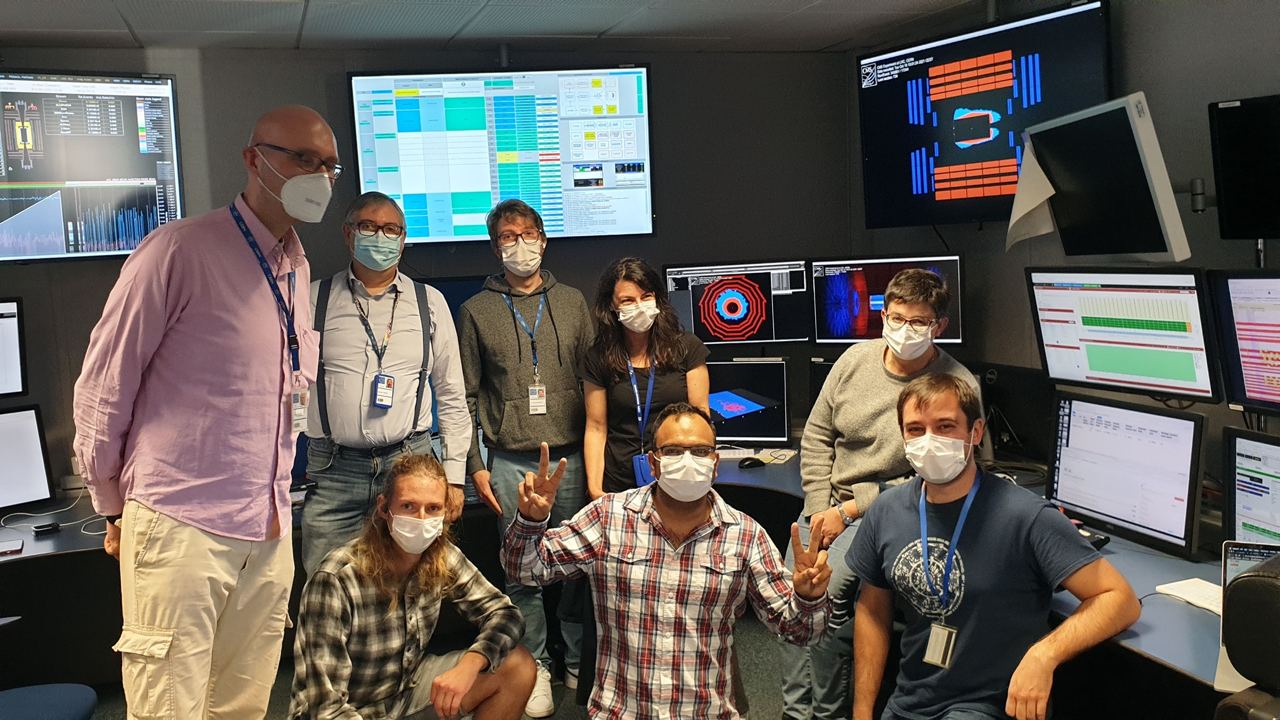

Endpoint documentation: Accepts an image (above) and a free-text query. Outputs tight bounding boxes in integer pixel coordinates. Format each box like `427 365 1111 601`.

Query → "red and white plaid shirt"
503 484 831 720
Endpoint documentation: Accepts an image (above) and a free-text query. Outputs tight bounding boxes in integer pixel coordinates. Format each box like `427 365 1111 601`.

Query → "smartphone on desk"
0 539 23 557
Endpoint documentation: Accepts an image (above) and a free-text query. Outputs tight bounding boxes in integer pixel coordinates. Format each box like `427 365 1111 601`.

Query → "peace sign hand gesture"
791 515 833 601
516 442 569 523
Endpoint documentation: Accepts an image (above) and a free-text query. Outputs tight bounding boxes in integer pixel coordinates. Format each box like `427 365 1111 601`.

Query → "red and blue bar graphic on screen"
698 275 768 342
709 390 766 420
933 159 1020 201
927 51 1014 101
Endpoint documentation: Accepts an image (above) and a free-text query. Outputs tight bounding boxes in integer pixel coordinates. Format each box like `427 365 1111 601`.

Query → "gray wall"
0 46 850 479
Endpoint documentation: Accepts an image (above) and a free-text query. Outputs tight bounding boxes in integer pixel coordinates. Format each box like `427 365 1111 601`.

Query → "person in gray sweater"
779 268 980 720
457 199 593 719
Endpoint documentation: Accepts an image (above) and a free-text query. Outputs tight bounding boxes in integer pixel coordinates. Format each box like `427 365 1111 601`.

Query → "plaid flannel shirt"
503 484 831 720
290 539 523 719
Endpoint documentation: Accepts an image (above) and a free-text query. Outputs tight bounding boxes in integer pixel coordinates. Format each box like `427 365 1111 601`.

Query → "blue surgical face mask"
353 231 401 271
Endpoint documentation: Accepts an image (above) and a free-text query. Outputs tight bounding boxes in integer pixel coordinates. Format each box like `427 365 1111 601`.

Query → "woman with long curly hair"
581 257 710 498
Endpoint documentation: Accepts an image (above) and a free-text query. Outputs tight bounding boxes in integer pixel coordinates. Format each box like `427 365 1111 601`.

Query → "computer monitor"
1026 268 1219 402
1209 94 1280 240
417 274 488 324
856 1 1109 228
812 255 962 344
1209 271 1280 413
1224 428 1280 544
1022 92 1191 263
707 359 789 446
1049 392 1202 557
0 406 54 511
0 69 184 262
0 297 25 397
1223 541 1280 589
349 66 652 243
665 260 809 345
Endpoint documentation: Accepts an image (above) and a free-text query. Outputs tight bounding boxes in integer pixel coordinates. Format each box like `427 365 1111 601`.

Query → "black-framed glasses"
655 445 716 458
495 229 543 247
883 312 937 332
348 220 404 240
254 142 343 179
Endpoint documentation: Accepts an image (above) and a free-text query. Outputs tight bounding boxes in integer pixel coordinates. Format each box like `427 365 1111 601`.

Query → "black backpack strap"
314 277 333 438
412 280 432 434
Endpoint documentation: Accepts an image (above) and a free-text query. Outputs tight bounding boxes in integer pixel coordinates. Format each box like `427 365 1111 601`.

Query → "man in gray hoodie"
458 199 593 718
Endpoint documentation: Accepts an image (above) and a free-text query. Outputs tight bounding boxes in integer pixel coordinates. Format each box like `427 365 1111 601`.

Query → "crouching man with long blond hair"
290 453 536 719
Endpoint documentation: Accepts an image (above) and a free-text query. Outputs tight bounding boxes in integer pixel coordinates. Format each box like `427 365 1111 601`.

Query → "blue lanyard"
503 294 546 378
626 358 655 447
348 278 400 369
229 204 299 373
918 472 982 613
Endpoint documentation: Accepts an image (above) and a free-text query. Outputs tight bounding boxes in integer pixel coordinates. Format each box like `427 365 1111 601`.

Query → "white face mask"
883 321 934 361
904 432 972 485
618 299 660 333
388 514 444 555
500 240 544 278
256 149 332 224
656 451 716 502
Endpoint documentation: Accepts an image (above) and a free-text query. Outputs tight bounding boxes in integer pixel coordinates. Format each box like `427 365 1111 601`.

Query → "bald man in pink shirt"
73 105 340 718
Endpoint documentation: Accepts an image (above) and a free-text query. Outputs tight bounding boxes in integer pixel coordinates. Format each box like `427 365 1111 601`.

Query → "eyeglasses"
655 445 716 458
348 220 404 240
254 142 343 179
495 229 543 247
883 312 937 332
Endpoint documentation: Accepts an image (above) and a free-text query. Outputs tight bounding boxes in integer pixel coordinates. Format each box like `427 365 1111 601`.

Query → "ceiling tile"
115 0 304 34
0 0 130 32
604 3 791 38
0 29 138 48
302 0 480 46
132 30 299 48
457 4 640 37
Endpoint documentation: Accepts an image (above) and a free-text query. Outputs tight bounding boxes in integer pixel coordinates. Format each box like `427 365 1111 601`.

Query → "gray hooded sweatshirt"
458 270 593 476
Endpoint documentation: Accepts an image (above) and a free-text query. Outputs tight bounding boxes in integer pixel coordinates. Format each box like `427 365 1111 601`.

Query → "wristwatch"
836 502 857 527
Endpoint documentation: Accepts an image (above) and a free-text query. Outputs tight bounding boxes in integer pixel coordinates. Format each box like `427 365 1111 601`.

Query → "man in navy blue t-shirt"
848 374 1140 720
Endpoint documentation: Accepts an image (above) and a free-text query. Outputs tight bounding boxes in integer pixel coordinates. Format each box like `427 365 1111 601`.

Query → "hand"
791 514 832 600
472 470 502 516
1005 644 1055 720
516 443 567 523
446 485 464 522
104 521 121 560
430 653 484 719
813 506 846 549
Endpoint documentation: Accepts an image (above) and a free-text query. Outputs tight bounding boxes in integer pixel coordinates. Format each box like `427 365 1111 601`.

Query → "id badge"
528 383 547 415
373 373 395 409
290 387 309 434
923 621 958 669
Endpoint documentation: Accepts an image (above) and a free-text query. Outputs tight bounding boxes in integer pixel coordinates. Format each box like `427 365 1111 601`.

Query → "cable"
1136 591 1159 608
0 489 85 530
79 516 110 536
930 225 953 253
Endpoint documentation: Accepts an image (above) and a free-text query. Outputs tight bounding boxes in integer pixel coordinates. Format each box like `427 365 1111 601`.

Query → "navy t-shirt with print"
848 471 1100 720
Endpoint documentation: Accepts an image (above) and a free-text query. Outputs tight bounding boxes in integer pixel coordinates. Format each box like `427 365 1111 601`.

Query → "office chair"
1215 555 1280 720
0 617 98 720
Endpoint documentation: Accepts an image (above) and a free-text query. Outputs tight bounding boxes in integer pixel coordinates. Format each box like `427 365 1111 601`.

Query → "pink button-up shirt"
73 195 319 540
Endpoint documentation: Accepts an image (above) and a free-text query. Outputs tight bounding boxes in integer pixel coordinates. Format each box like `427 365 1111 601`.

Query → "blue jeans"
883 705 1007 720
301 432 436 576
491 446 586 671
780 511 861 719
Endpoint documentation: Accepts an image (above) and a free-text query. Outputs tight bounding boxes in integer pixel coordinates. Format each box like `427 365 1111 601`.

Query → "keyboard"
716 447 759 459
1155 578 1222 615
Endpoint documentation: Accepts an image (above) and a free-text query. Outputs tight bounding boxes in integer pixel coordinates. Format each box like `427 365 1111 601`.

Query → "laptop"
1214 540 1280 692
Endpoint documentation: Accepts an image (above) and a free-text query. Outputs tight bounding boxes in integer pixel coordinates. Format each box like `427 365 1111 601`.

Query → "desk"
0 494 105 563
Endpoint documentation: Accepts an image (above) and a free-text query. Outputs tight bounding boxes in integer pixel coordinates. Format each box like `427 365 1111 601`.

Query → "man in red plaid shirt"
503 402 833 719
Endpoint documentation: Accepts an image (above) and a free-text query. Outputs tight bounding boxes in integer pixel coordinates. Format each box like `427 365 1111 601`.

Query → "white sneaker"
564 667 579 691
525 663 555 718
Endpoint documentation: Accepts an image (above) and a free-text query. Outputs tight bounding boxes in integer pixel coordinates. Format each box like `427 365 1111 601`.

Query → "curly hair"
589 256 687 379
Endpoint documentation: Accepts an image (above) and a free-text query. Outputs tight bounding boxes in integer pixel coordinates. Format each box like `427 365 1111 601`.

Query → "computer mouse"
738 456 766 469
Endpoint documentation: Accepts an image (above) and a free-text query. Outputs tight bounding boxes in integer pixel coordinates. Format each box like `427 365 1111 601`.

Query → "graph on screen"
1234 436 1280 543
1224 278 1280 406
1028 271 1217 399
666 260 809 345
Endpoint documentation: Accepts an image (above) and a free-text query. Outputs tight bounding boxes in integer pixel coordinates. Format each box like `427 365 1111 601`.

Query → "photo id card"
373 374 395 409
528 383 547 415
923 621 957 669
291 387 309 433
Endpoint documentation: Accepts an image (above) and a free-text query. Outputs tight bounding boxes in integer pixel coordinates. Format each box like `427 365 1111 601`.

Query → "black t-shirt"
581 332 709 493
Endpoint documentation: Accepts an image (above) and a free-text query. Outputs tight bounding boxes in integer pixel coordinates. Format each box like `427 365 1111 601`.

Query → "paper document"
1005 140 1057 251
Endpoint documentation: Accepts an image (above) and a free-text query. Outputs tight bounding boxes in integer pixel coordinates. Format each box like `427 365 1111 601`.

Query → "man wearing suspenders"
301 191 471 576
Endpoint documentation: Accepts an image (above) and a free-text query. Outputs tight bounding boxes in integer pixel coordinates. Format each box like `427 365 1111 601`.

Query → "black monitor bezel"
0 404 56 513
662 258 812 346
0 296 28 399
1025 265 1223 403
346 63 655 245
1222 426 1280 544
1207 269 1280 414
1208 94 1280 240
706 359 790 447
1048 390 1203 558
0 67 185 266
809 252 964 345
855 0 1112 229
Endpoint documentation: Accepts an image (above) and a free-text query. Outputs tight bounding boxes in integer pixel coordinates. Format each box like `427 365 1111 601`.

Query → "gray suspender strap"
412 280 432 434
314 277 334 438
